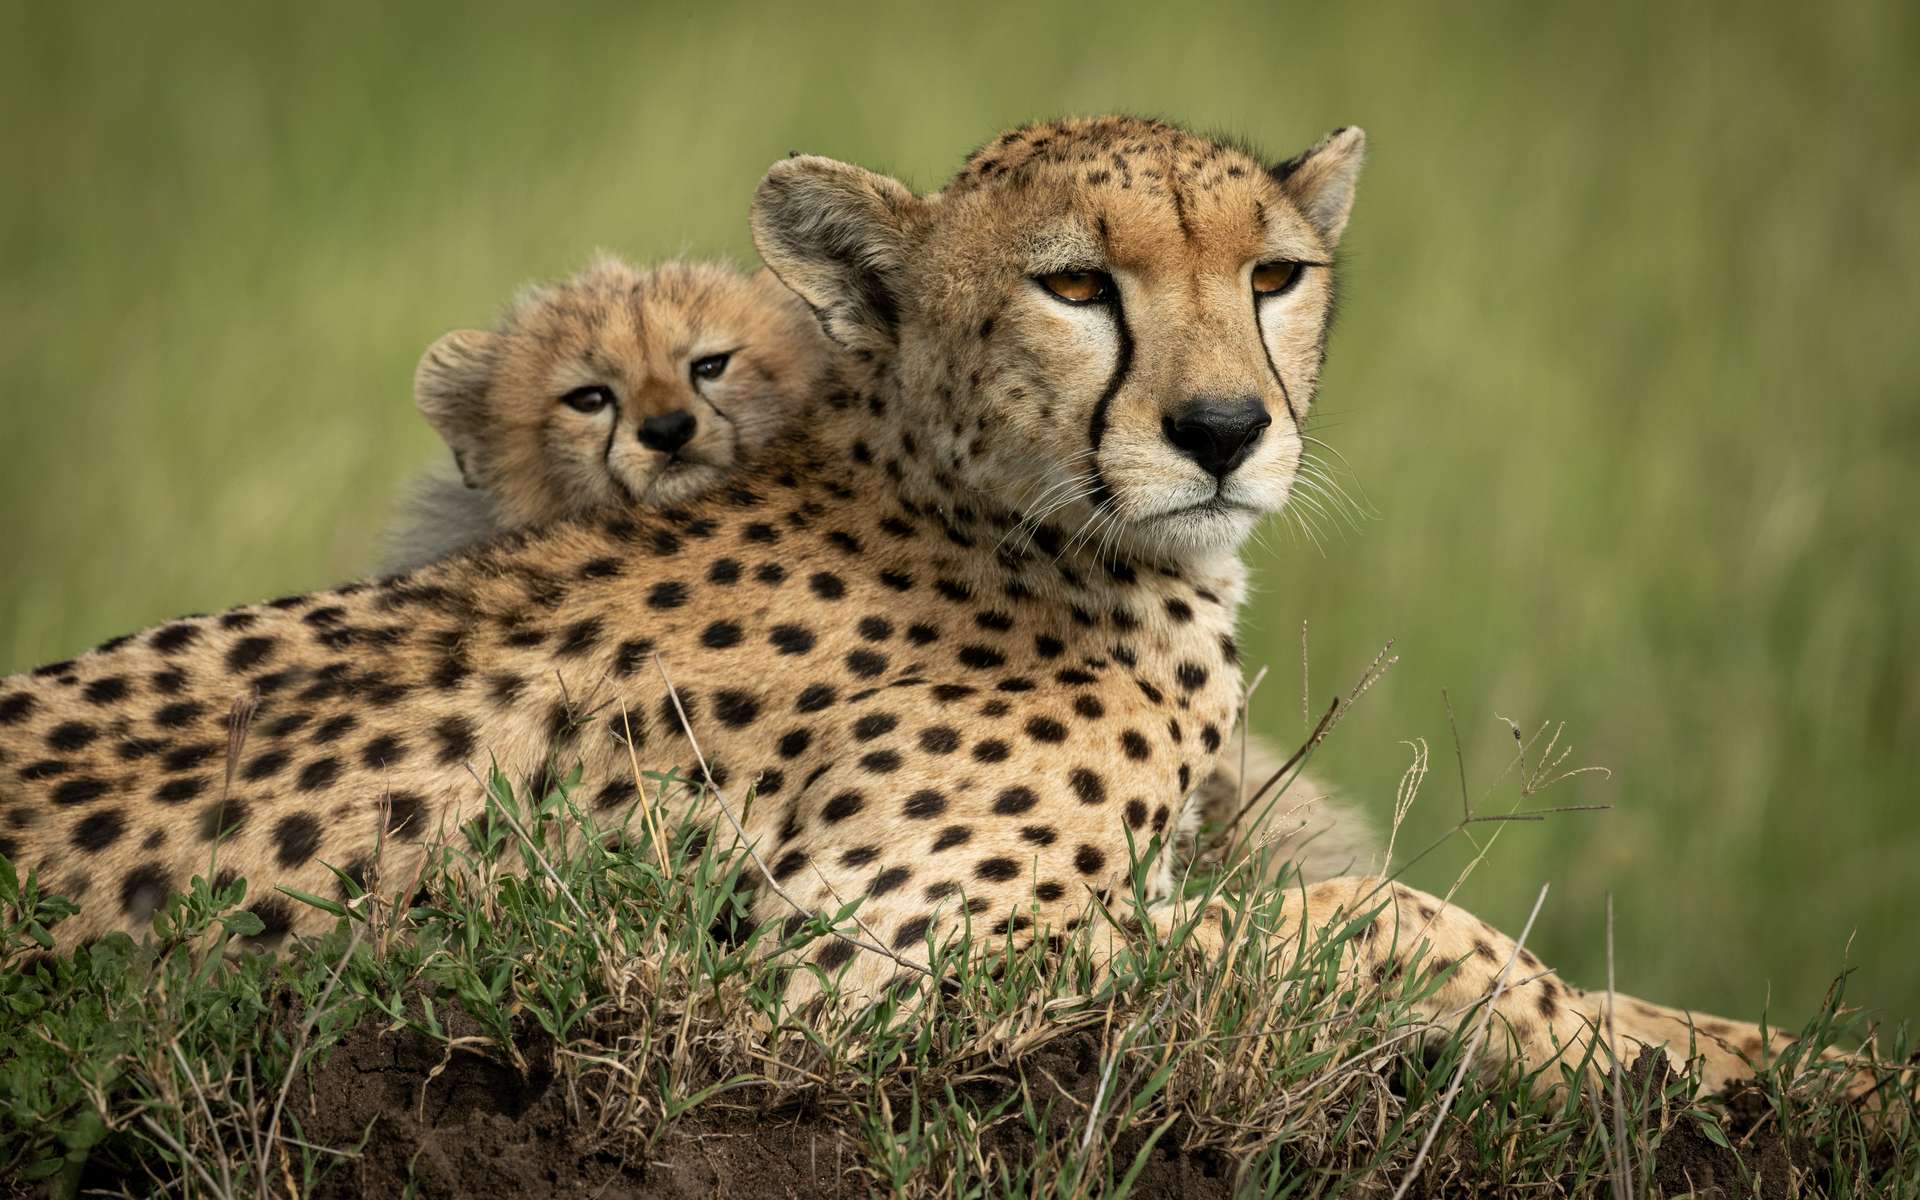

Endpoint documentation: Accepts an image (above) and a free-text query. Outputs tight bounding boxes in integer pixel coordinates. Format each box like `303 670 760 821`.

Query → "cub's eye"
690 353 732 382
1251 261 1302 297
560 385 613 414
1036 270 1115 305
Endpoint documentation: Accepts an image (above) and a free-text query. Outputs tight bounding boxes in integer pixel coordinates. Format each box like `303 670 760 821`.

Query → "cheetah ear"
1270 126 1367 247
414 329 498 487
751 155 927 355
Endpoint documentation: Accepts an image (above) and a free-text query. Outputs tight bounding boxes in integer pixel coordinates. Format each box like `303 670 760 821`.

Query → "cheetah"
388 252 1376 884
0 116 1844 1098
383 257 826 572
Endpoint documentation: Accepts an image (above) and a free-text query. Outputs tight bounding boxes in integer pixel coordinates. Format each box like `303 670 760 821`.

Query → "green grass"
5 768 1913 1197
1 0 1916 1056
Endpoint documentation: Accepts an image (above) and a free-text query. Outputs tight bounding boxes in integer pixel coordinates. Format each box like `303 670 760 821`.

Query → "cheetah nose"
637 410 697 454
1162 396 1271 479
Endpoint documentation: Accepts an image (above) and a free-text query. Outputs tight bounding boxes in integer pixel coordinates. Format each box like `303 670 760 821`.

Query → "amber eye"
690 352 732 383
1037 270 1115 305
1252 261 1302 297
560 385 613 414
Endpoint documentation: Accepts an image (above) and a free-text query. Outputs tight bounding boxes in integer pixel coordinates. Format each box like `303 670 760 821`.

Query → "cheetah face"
753 118 1365 560
414 259 823 529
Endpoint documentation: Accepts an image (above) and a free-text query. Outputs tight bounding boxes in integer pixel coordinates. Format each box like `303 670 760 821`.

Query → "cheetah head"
751 116 1364 560
414 257 827 527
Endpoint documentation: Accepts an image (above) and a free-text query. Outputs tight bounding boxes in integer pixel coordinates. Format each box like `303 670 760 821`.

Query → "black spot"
845 650 888 678
1033 635 1065 659
934 579 971 603
957 645 1004 670
931 826 971 851
274 814 323 867
857 616 893 641
150 624 200 654
651 529 682 556
903 789 947 819
973 739 1011 764
976 857 1020 882
1073 695 1105 720
840 845 880 868
1220 633 1240 664
659 691 698 737
219 611 258 631
755 768 785 795
755 562 787 585
822 791 865 822
1025 716 1068 744
871 866 911 896
1021 825 1057 846
47 721 97 752
433 717 476 765
1201 724 1223 752
226 636 278 673
163 742 219 773
83 677 130 705
795 684 837 713
1164 598 1194 623
708 558 742 585
993 786 1038 815
1120 730 1151 760
1074 844 1107 875
557 618 603 657
313 713 359 744
296 757 341 792
247 898 294 940
714 690 761 727
154 701 204 729
743 522 780 544
385 792 428 838
809 572 847 601
20 760 68 780
1069 768 1107 805
579 557 623 580
120 863 174 920
892 915 934 950
702 620 745 650
879 570 914 591
816 939 857 972
0 692 35 724
917 726 960 754
771 849 807 881
53 777 110 806
852 713 898 741
72 808 126 852
1125 799 1148 828
361 734 407 769
931 684 976 704
1175 662 1209 691
647 581 690 610
198 798 249 842
906 623 940 645
859 749 901 774
769 625 817 655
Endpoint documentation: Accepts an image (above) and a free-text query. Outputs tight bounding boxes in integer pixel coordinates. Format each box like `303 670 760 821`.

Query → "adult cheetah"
388 253 1375 884
0 117 1826 1095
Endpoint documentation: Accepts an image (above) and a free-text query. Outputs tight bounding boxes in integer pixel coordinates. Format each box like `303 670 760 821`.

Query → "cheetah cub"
396 255 1375 882
383 256 826 570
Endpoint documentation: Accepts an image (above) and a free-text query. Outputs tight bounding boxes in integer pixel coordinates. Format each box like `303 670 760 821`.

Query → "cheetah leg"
1138 876 1849 1098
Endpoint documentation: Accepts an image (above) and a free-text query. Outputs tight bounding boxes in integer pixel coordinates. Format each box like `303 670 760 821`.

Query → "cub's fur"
386 258 825 570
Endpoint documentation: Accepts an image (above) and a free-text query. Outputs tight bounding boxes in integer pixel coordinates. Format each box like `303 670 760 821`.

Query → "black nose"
1162 397 1271 479
637 410 697 453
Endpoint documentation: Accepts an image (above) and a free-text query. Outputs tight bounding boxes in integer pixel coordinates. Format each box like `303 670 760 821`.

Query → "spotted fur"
0 116 1866 1101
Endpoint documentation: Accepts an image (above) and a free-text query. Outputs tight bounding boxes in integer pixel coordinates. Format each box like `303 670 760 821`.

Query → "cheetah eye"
1251 261 1303 297
690 353 732 383
559 385 614 415
1036 270 1115 305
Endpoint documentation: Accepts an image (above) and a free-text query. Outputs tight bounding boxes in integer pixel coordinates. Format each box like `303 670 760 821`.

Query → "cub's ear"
1271 126 1367 247
751 155 927 354
414 329 498 487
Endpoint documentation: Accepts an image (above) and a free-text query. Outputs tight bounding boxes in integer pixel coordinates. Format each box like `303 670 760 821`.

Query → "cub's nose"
637 410 697 454
1161 397 1272 479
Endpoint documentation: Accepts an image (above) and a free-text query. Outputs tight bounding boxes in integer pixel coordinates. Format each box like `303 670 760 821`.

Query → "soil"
292 1016 1233 1199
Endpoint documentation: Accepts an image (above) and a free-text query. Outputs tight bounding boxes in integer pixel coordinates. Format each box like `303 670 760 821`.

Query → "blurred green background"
3 2 1915 1023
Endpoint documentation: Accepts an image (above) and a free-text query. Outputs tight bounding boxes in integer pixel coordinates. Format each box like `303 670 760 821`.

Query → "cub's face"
753 117 1364 560
415 259 825 529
